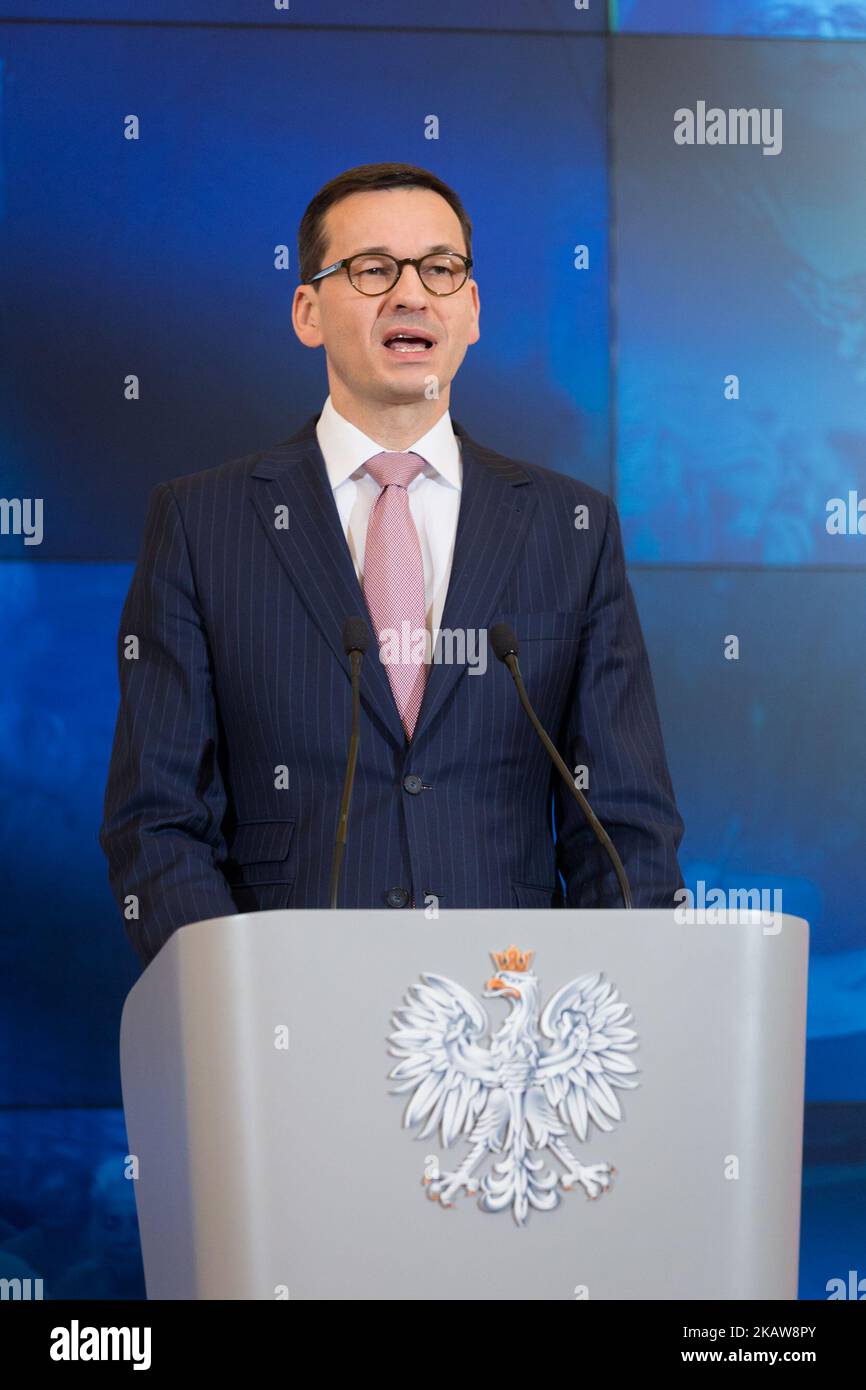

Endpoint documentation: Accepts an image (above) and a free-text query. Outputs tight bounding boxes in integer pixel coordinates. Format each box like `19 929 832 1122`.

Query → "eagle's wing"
534 972 639 1140
387 972 495 1148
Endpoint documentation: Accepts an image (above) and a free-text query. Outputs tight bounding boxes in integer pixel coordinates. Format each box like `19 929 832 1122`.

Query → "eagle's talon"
561 1162 614 1199
425 1168 476 1207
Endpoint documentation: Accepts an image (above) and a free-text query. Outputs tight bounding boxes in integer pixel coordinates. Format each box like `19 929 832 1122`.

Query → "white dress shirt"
315 394 463 641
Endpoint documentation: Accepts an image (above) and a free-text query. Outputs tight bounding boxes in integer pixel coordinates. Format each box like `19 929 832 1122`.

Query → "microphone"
329 617 370 910
489 622 633 910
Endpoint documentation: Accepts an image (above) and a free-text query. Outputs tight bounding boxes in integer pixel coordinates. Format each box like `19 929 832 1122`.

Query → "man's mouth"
382 331 436 354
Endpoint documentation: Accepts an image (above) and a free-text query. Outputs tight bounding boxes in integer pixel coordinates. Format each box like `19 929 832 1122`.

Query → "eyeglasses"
307 251 473 297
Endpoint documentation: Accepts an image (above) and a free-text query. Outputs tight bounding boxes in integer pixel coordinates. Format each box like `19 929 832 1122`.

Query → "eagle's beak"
485 977 521 999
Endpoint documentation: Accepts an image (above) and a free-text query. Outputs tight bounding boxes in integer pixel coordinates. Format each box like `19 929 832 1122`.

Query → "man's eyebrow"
350 243 463 256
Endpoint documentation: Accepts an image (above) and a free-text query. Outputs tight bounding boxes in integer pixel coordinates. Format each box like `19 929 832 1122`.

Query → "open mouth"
382 332 436 354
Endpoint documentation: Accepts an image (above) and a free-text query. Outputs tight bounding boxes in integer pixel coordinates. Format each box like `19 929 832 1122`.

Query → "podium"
119 908 808 1300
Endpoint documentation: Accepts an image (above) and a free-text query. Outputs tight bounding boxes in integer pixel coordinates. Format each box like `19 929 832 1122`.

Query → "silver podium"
120 908 808 1300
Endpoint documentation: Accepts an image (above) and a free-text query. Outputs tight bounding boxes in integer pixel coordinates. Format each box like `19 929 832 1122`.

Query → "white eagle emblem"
387 945 640 1225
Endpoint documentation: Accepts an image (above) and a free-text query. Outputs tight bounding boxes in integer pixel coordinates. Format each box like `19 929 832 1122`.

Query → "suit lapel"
249 414 407 750
248 412 537 753
409 421 536 745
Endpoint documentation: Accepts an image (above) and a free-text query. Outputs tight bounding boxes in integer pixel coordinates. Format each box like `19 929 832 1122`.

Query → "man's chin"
372 374 446 404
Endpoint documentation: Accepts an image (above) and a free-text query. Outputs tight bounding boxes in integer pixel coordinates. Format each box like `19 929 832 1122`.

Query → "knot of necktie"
365 450 427 491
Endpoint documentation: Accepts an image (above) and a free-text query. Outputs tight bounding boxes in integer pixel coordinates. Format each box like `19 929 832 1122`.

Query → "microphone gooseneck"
329 616 370 909
489 622 633 910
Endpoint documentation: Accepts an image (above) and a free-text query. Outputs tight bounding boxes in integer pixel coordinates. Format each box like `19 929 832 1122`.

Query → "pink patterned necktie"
362 450 429 740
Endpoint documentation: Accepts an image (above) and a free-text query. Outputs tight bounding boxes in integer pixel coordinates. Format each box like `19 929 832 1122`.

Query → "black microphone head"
342 616 370 656
489 623 519 663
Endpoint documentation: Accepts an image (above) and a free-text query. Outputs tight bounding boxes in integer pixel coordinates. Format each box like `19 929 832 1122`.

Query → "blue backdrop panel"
614 0 866 38
0 1 606 29
613 35 866 564
632 566 866 1100
0 561 138 1106
0 24 608 560
0 1108 144 1300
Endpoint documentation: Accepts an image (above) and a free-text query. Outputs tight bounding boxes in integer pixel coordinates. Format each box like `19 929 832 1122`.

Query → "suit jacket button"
385 886 410 908
402 773 423 795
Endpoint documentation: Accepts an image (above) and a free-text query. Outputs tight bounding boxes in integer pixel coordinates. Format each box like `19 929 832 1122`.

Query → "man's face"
293 187 480 406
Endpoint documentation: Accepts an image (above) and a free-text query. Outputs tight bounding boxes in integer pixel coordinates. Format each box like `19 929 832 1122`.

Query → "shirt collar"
315 394 462 491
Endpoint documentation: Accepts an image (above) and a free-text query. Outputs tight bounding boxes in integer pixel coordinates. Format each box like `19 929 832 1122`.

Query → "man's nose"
388 263 429 306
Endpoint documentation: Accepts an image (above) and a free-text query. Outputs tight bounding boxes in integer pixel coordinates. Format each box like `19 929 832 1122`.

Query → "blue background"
0 0 863 1300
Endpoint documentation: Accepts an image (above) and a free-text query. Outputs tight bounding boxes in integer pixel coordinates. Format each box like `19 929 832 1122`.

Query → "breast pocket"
490 611 583 741
223 819 296 887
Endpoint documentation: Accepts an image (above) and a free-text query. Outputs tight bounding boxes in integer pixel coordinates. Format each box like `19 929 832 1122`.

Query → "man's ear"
467 280 481 346
292 285 324 348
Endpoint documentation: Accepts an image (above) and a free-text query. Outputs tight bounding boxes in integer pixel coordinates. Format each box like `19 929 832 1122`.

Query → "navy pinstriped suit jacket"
99 411 685 968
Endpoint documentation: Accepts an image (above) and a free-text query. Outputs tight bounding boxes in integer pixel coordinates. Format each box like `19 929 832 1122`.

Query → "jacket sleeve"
99 481 239 967
553 493 685 907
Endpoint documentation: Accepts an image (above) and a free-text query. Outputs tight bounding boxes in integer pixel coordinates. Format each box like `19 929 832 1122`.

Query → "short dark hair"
297 162 473 287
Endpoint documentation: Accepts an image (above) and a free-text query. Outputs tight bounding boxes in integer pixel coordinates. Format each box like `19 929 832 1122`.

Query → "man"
100 161 685 969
